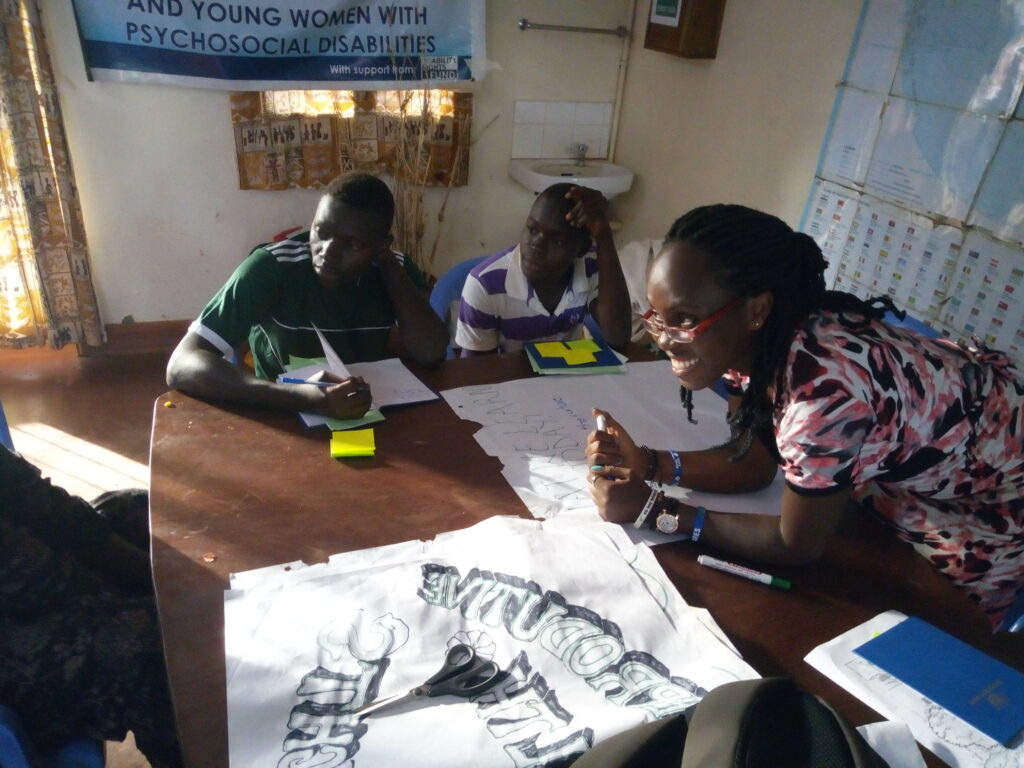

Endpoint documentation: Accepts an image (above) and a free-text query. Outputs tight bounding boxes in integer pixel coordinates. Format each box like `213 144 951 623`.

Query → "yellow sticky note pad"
330 428 376 458
534 339 600 365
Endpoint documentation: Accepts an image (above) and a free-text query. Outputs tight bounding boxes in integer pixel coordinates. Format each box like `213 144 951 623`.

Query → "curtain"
0 0 102 349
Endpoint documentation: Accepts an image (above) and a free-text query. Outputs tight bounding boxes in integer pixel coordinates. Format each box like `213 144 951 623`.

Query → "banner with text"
70 0 485 90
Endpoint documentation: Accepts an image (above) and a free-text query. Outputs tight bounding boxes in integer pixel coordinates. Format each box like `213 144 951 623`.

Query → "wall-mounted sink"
509 158 634 199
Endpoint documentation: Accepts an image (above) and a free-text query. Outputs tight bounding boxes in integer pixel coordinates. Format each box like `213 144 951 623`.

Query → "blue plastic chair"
0 400 12 451
0 705 104 768
429 255 488 359
430 254 610 358
882 309 941 339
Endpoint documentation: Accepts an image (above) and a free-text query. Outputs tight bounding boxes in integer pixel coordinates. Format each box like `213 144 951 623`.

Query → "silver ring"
589 474 599 485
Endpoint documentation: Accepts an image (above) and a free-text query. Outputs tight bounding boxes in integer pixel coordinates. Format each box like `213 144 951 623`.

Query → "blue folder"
853 616 1024 747
523 339 622 371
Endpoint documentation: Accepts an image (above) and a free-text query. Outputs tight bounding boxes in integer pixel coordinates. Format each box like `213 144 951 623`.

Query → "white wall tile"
541 124 574 157
544 101 577 125
512 100 614 158
512 124 545 158
575 102 610 126
513 100 546 124
570 125 606 157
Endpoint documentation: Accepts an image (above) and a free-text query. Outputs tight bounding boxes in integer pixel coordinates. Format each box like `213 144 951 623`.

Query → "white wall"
41 0 860 325
614 0 861 244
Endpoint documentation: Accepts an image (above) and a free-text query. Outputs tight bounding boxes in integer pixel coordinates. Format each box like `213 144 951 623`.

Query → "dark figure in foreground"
0 445 183 767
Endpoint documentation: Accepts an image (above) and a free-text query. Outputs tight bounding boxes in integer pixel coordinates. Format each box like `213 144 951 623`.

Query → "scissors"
353 643 501 719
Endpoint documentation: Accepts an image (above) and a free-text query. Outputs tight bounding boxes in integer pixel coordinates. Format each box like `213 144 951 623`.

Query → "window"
229 89 472 191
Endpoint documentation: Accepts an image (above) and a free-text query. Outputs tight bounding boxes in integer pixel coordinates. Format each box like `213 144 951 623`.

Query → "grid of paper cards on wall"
224 517 758 767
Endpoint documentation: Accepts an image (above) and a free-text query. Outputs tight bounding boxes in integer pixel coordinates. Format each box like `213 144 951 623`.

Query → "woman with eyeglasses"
586 204 1024 631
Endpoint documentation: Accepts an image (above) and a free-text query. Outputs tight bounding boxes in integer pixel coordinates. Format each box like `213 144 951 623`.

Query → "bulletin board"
800 0 1024 367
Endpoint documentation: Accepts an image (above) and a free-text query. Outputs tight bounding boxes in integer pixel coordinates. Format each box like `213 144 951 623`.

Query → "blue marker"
281 377 333 387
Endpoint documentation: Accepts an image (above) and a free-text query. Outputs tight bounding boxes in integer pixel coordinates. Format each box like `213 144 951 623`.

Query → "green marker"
697 555 791 590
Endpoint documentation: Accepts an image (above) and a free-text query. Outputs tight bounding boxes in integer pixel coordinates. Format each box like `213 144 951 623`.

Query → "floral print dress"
751 311 1023 629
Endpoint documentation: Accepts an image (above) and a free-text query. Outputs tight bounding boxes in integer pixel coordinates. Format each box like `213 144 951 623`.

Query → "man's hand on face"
564 186 611 239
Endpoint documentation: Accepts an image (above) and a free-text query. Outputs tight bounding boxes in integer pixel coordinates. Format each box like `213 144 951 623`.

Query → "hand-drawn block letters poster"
225 518 757 767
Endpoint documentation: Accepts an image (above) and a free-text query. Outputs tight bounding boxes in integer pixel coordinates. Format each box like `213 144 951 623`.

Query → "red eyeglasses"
641 296 744 343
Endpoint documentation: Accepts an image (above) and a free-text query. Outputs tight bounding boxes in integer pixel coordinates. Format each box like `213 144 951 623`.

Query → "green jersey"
191 231 427 379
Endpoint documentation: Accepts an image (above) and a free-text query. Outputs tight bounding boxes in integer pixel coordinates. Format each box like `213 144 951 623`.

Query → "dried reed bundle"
390 90 430 272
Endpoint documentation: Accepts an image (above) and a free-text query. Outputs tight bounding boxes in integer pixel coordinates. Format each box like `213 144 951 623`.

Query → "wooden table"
149 353 1022 768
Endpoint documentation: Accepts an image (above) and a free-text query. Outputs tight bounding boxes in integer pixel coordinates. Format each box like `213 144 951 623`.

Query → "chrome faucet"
573 143 588 167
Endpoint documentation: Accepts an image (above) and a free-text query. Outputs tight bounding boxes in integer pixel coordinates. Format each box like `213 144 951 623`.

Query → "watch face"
655 511 679 534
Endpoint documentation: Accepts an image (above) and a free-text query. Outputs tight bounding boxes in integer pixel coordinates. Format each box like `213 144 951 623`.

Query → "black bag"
571 677 891 768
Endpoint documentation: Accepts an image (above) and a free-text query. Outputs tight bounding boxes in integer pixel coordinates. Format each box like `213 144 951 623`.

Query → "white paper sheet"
285 357 439 427
844 0 908 93
225 517 759 768
820 87 886 186
858 720 927 768
940 230 1024 360
442 361 784 535
314 325 352 379
890 0 1024 116
864 98 1003 222
968 121 1024 247
803 179 861 289
804 611 1024 768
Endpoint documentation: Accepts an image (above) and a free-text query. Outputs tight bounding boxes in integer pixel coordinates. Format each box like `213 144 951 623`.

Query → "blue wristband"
691 506 707 542
668 450 682 486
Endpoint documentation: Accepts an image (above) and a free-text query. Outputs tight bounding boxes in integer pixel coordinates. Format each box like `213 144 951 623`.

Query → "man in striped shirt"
166 174 447 420
455 184 631 355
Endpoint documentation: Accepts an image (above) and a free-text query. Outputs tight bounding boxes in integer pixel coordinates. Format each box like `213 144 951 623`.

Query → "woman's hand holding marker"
586 408 654 523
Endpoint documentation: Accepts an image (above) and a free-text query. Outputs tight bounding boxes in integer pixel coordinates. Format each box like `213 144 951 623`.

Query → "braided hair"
664 204 900 459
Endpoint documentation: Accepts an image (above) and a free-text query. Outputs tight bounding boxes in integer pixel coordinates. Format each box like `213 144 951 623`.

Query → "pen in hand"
591 414 609 473
282 376 370 395
281 377 334 388
281 377 371 402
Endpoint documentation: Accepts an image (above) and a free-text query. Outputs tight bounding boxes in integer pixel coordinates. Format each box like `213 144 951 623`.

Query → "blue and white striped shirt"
455 244 599 353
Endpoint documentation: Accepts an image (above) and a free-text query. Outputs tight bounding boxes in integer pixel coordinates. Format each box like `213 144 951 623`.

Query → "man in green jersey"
166 174 448 419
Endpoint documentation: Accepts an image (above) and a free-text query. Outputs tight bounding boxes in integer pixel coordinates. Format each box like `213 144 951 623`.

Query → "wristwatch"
654 508 680 534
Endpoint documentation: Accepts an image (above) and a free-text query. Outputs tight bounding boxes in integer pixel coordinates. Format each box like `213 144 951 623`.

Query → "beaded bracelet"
633 485 661 529
691 505 707 542
667 450 682 486
641 445 658 483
